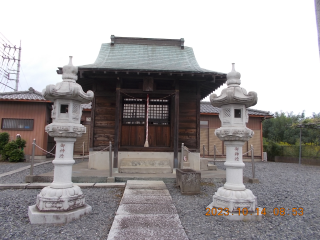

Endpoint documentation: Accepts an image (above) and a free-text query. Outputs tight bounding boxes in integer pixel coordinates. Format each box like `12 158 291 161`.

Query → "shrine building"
66 36 227 171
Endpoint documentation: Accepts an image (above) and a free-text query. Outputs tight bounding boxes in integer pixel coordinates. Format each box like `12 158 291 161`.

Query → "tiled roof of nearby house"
0 87 48 101
79 36 225 75
200 101 272 117
0 88 93 109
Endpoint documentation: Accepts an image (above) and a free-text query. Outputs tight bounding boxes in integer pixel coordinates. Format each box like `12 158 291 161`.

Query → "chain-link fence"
280 145 320 158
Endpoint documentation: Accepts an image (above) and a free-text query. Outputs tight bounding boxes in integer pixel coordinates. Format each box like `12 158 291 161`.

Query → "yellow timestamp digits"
205 207 304 216
205 207 267 216
273 208 303 216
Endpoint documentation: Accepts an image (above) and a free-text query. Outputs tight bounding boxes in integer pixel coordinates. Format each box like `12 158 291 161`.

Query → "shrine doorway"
120 97 171 148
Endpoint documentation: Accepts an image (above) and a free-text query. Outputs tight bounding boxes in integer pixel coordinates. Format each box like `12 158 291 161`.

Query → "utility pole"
15 41 21 91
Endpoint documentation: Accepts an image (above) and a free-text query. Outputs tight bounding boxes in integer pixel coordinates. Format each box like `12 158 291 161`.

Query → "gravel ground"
0 159 83 184
0 161 320 239
0 188 123 240
0 162 34 175
167 161 320 240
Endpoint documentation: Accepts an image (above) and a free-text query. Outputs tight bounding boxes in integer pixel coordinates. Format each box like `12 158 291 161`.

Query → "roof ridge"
0 87 42 96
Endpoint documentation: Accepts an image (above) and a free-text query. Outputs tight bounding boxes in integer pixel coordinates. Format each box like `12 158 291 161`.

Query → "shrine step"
119 158 172 174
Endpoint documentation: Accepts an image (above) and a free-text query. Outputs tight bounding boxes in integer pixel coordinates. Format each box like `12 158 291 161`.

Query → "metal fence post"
30 139 35 176
180 143 184 169
82 142 84 161
214 145 216 165
109 141 112 177
203 144 205 158
251 145 255 179
299 128 302 165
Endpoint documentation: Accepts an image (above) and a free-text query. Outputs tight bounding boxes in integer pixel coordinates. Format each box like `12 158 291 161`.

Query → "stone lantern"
207 63 262 220
28 56 94 224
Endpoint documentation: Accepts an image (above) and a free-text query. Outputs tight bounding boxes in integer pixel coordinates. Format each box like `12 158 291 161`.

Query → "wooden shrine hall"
67 36 227 172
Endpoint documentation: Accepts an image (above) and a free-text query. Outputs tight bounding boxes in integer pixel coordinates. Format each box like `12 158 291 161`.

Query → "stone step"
208 163 217 170
119 158 172 174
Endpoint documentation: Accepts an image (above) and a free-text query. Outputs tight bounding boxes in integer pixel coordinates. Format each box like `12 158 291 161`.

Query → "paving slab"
94 183 126 188
120 195 172 205
126 180 167 190
108 214 188 240
116 203 177 215
123 188 170 196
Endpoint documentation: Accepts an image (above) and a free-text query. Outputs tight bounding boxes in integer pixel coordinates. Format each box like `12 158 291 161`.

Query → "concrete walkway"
108 180 188 240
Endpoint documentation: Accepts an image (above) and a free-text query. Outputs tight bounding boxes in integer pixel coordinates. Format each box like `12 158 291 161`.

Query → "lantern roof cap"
43 57 94 103
210 63 257 108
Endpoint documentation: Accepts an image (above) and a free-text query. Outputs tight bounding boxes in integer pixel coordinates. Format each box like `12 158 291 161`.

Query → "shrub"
0 132 9 159
1 135 26 162
263 140 282 161
8 149 24 162
15 138 26 149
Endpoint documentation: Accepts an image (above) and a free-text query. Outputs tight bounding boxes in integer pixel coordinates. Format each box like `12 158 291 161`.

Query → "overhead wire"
0 33 19 92
0 32 13 45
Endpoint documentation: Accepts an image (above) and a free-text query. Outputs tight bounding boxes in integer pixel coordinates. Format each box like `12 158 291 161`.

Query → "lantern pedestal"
207 141 260 220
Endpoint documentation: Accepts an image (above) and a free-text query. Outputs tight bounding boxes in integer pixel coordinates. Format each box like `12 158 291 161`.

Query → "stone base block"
206 203 263 221
119 166 172 174
25 175 34 183
182 162 191 169
200 159 209 170
107 177 115 183
208 164 217 170
119 158 172 173
249 178 259 184
176 169 201 195
28 204 92 224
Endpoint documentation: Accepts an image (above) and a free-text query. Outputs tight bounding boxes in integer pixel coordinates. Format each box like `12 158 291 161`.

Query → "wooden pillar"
174 81 179 168
196 83 201 152
89 82 96 150
114 79 121 168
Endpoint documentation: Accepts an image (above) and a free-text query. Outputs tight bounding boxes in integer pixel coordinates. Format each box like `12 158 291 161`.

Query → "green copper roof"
79 39 222 74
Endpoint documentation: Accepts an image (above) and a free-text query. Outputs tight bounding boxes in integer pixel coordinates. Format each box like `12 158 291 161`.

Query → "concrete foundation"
88 151 201 171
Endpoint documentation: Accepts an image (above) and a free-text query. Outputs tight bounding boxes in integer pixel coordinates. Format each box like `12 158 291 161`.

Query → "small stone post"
109 141 112 177
28 56 94 224
30 139 35 176
207 63 262 220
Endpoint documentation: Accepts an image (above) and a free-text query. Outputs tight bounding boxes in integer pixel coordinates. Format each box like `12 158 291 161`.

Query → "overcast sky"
0 0 319 117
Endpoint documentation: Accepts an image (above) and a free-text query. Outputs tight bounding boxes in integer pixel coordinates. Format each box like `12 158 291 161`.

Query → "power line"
0 32 13 45
0 34 21 92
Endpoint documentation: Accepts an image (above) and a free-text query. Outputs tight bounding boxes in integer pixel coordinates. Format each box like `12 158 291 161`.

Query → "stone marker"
207 63 262 221
28 57 94 224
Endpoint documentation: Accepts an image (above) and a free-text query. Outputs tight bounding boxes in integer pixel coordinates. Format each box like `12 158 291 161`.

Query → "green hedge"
0 132 26 162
